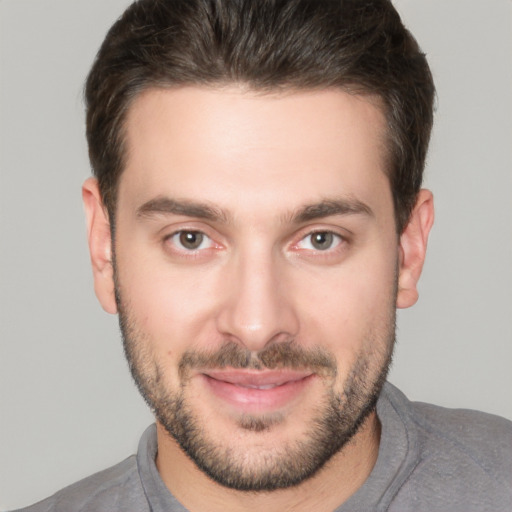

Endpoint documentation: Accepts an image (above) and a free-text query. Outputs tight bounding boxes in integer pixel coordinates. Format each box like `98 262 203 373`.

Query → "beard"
115 283 395 492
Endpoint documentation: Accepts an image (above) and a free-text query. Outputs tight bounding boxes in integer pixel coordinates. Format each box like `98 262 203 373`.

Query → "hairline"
103 81 400 230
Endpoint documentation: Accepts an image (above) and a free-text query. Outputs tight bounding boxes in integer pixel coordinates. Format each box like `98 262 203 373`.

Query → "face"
86 86 421 491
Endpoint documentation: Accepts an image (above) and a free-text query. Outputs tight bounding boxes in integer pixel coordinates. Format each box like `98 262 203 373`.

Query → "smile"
199 369 315 413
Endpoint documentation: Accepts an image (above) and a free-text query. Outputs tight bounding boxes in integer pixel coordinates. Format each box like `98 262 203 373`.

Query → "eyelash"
163 230 218 255
294 231 345 252
163 228 347 259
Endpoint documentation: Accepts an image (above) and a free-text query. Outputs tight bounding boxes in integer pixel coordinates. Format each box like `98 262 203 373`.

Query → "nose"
215 247 300 352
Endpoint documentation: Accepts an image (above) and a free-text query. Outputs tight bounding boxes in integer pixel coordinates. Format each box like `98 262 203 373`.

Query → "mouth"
200 369 316 413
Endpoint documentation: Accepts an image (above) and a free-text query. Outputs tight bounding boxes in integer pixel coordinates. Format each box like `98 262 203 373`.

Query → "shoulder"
383 383 512 510
383 383 512 463
412 397 512 464
405 391 512 482
12 455 148 512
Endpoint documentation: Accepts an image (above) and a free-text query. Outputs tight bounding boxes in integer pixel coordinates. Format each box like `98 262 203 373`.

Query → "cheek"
115 244 224 354
295 251 397 356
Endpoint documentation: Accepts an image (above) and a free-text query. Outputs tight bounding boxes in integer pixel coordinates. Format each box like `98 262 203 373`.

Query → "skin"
83 86 434 512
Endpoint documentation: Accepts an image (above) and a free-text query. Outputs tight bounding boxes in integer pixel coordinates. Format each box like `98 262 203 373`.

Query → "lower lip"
201 374 314 413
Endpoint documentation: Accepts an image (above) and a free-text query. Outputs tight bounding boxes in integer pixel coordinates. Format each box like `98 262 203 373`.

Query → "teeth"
240 384 278 390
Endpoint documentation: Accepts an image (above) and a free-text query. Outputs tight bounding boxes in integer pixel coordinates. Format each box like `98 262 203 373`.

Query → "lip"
200 369 315 413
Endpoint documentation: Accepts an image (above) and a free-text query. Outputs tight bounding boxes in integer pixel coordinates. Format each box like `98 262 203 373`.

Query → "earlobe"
396 189 434 309
82 177 118 314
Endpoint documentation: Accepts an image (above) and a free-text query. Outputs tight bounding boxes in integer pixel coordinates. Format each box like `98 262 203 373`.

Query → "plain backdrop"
1 0 511 509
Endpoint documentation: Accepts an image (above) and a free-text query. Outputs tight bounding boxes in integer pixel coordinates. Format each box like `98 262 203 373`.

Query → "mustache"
179 341 337 378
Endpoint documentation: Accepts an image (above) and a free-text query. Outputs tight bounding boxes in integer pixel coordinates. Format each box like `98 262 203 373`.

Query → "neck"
155 411 381 512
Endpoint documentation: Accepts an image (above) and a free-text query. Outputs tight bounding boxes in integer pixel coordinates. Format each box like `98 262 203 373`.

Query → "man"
15 0 511 510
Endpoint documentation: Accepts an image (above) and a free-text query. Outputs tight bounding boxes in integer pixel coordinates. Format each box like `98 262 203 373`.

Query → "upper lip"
201 369 313 388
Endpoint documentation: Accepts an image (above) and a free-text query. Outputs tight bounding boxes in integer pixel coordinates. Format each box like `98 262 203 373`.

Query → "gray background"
1 0 511 509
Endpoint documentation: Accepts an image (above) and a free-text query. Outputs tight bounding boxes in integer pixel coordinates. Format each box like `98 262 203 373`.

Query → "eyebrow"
136 195 373 224
292 197 374 223
136 197 229 223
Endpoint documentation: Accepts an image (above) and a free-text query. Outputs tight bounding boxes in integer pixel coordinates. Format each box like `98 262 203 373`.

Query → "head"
83 0 435 494
86 0 434 234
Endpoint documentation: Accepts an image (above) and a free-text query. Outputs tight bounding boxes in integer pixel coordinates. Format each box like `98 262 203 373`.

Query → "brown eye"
177 231 206 250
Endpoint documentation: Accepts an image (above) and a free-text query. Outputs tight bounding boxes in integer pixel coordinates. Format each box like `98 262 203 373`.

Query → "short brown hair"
85 0 435 232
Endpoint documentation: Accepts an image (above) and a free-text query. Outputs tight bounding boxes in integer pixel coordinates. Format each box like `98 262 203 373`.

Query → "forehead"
119 86 391 218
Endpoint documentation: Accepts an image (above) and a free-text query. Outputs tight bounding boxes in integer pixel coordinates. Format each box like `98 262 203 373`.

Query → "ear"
82 177 117 314
396 189 434 309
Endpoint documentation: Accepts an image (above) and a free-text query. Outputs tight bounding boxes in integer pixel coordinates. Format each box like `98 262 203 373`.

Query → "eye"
297 231 343 251
168 230 213 251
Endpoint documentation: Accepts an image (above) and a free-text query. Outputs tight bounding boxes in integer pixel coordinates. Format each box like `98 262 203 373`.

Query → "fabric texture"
14 382 512 511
